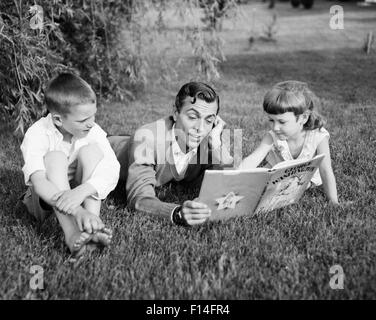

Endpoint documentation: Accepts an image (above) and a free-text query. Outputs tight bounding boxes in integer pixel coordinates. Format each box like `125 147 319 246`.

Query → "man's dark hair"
44 73 96 115
174 82 220 114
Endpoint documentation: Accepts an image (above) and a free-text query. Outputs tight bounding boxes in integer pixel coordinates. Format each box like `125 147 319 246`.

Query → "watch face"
173 206 187 226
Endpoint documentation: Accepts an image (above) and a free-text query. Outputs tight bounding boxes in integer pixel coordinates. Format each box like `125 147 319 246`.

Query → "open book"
197 154 325 221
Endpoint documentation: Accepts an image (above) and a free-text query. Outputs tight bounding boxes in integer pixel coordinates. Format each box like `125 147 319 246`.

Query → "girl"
239 80 338 204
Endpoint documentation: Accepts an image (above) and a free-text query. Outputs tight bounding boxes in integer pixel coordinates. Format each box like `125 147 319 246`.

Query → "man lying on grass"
109 82 233 226
20 73 120 258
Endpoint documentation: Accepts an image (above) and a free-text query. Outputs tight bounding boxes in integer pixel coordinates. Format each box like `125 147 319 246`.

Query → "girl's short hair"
45 73 96 115
263 80 325 130
175 82 220 114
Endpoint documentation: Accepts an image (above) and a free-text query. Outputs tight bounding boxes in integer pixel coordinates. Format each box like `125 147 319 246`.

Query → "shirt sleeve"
317 127 330 143
126 129 179 217
85 125 120 199
20 129 50 186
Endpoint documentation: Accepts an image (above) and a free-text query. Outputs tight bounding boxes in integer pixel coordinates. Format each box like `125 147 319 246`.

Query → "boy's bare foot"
91 227 113 247
66 231 92 257
66 228 112 263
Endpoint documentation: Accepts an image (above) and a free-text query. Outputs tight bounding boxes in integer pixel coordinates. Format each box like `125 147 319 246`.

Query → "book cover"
197 154 325 220
254 154 324 214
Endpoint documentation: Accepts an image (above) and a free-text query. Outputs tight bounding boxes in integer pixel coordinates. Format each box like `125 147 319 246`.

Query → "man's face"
54 102 97 140
174 97 218 151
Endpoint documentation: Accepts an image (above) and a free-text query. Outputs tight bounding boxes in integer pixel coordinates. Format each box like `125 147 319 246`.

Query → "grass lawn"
0 0 375 299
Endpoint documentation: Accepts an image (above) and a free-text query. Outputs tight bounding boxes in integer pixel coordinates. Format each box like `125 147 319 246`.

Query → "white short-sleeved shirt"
20 113 120 199
266 128 330 186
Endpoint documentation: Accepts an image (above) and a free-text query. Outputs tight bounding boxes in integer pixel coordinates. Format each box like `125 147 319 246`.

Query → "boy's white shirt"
20 113 120 199
171 124 198 177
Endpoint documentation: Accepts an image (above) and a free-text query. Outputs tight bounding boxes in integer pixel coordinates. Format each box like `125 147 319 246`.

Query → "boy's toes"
68 232 92 255
91 231 112 247
101 227 112 236
78 232 92 244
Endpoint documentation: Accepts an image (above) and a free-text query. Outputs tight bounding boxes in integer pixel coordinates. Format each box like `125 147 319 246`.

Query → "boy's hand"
209 116 226 150
74 209 104 234
181 200 211 226
52 184 94 215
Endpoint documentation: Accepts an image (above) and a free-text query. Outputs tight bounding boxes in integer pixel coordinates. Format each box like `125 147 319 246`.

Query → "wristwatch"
171 206 189 227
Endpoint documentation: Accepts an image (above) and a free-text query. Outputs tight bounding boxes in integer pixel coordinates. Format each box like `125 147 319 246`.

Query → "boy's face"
174 97 218 151
267 111 306 140
54 102 97 140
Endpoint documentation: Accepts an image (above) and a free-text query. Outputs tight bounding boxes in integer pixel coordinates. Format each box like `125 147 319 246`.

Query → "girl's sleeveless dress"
266 128 330 186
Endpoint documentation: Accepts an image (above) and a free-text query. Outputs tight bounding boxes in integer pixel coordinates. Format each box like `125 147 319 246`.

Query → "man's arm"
126 129 211 225
126 129 179 218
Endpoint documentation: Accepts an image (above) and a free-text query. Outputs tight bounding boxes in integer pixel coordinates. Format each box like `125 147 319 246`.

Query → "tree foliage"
0 0 237 135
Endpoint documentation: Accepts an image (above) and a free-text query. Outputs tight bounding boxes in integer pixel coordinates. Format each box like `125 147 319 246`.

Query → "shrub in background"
0 1 71 134
200 0 237 30
301 0 314 9
291 0 301 8
0 0 145 135
0 0 237 135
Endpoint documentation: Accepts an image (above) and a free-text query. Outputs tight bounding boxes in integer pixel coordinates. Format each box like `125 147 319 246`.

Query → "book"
197 154 325 220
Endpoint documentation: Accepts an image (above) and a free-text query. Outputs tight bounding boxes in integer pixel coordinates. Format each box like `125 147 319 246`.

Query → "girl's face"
267 111 306 141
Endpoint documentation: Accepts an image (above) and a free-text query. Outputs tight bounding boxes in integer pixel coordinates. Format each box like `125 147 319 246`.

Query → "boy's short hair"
175 82 220 114
45 73 96 115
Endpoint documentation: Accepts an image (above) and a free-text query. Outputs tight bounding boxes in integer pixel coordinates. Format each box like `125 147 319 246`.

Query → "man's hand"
209 115 226 150
181 200 211 226
52 184 95 215
74 208 104 234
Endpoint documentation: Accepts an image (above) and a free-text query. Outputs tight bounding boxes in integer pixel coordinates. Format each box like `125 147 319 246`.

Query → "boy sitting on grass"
20 73 120 258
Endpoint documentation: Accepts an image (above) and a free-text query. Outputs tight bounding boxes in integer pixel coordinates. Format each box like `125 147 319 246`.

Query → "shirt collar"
44 113 81 144
45 113 62 137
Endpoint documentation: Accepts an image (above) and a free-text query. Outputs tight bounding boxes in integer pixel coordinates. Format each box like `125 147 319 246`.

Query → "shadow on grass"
0 166 69 255
109 177 202 211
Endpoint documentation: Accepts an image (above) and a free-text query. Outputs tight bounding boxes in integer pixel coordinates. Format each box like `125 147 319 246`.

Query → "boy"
20 73 120 257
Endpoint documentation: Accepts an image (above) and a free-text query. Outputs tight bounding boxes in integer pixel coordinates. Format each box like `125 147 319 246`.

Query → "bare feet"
91 227 113 247
66 231 92 257
66 227 112 262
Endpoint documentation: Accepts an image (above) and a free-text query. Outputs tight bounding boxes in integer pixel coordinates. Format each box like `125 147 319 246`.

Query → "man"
109 82 233 226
